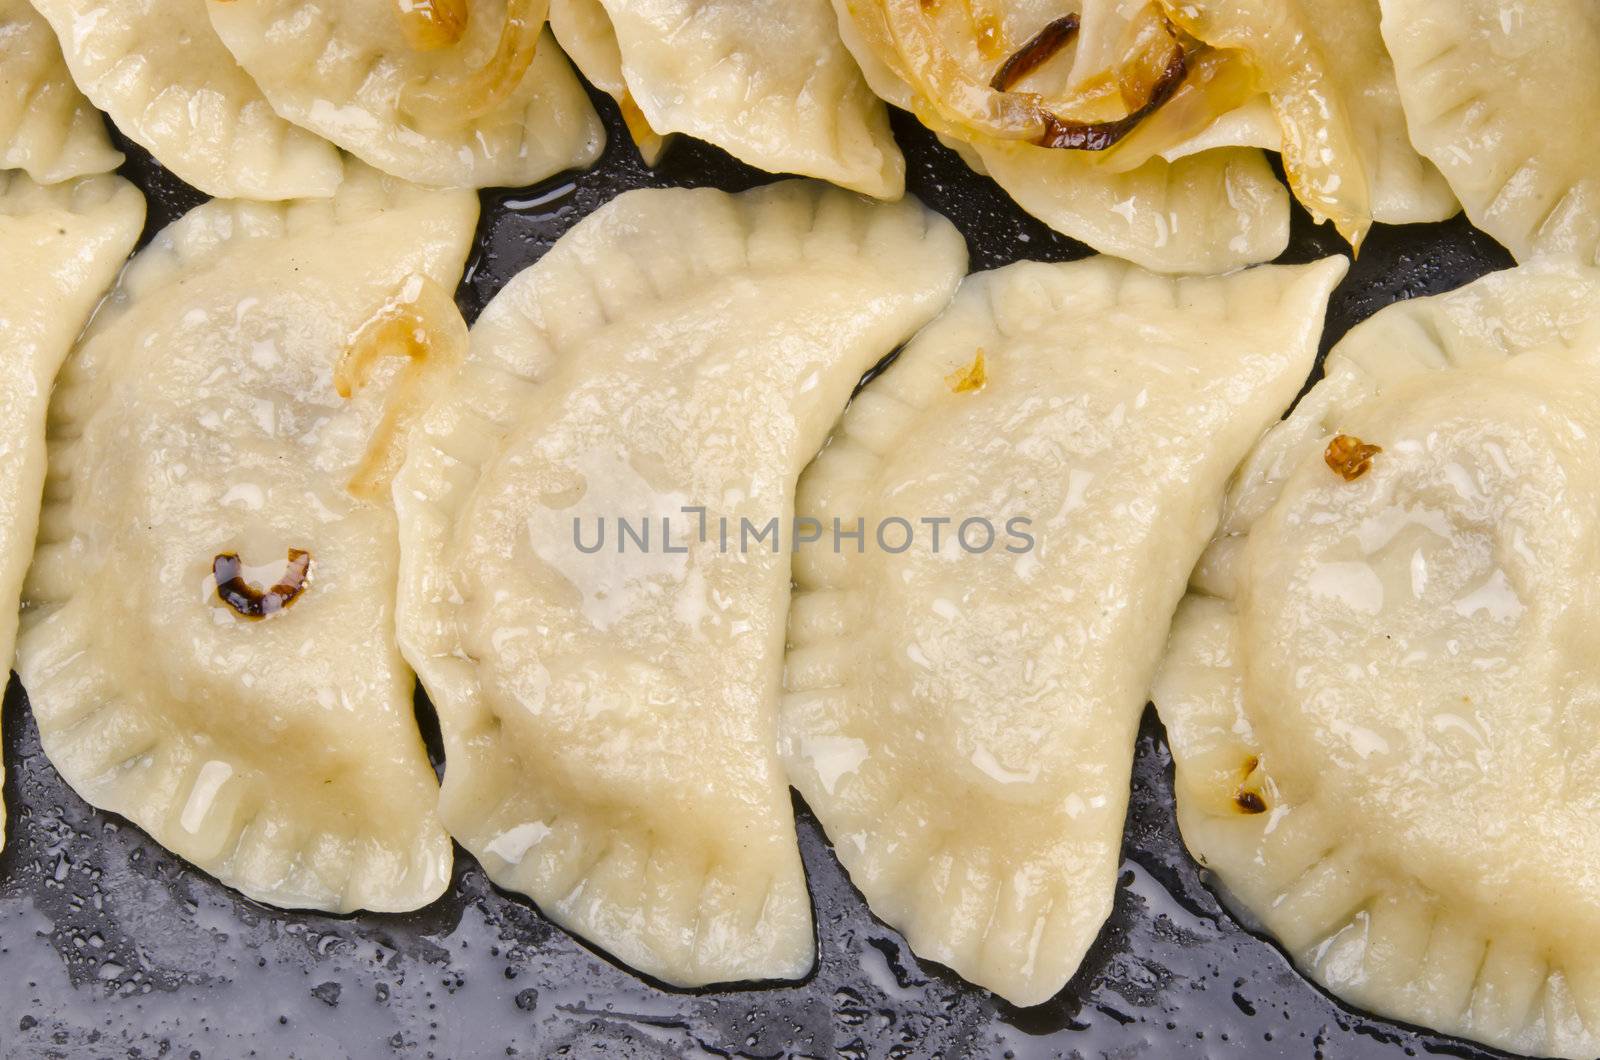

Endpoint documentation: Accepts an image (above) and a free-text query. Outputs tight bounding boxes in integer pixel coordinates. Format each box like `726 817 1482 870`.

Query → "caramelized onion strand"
337 274 469 501
988 14 1080 92
1037 46 1187 151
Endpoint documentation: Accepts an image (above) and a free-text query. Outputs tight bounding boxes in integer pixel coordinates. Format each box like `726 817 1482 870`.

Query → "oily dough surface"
208 0 604 189
783 254 1347 1006
969 142 1291 275
1154 262 1600 1057
16 164 478 913
1292 0 1455 225
28 0 342 198
548 0 671 165
587 0 904 197
0 0 122 181
1381 0 1600 263
395 180 966 986
0 171 143 842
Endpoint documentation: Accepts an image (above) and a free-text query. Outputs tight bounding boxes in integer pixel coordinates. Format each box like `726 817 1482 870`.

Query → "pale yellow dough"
0 0 122 181
208 1 604 189
28 0 342 198
17 164 476 912
1155 262 1600 1056
395 180 966 985
784 253 1347 1006
554 0 903 197
548 0 672 165
1382 0 1600 263
0 172 142 845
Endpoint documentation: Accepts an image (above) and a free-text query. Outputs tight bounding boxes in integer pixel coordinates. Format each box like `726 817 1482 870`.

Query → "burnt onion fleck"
213 548 312 620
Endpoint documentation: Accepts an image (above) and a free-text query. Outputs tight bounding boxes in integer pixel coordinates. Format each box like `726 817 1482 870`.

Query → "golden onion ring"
400 0 548 127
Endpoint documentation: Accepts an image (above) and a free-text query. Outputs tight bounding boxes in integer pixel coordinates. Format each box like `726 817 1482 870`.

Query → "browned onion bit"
214 548 312 620
1036 47 1188 150
1234 790 1268 814
1232 755 1268 813
988 14 1080 92
1324 434 1382 481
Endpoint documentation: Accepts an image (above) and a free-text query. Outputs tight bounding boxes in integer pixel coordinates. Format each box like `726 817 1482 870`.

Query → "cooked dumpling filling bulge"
1155 262 1600 1057
16 164 475 913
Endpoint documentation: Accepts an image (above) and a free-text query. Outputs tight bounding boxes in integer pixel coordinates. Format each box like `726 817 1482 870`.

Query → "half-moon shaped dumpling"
552 0 903 198
28 0 342 199
16 163 477 913
0 0 122 181
0 172 142 842
1153 262 1600 1056
394 181 966 985
207 1 604 190
1380 0 1600 264
784 254 1348 1006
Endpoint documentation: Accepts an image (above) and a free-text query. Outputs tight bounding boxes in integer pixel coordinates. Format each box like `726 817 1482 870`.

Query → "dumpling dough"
552 0 903 198
208 1 603 190
1285 0 1456 226
968 142 1290 275
548 0 671 165
28 0 342 199
1157 0 1456 243
17 164 477 912
0 0 122 181
0 172 142 843
1153 262 1600 1057
1381 0 1600 263
395 181 966 985
783 254 1348 1006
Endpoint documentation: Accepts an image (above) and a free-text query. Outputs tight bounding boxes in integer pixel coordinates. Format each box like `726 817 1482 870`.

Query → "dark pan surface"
0 91 1523 1059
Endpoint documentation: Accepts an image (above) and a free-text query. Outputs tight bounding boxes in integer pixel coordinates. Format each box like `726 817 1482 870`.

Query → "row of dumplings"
7 161 1600 1058
3 4 1600 1058
3 0 1598 273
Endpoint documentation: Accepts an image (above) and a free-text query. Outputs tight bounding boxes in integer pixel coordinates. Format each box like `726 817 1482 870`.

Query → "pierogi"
1159 0 1457 240
549 0 903 197
208 0 604 189
0 0 122 181
29 0 342 199
16 163 475 912
783 253 1347 1005
1154 262 1600 1056
0 172 143 842
829 0 1291 272
1381 0 1600 264
395 180 966 985
548 0 671 165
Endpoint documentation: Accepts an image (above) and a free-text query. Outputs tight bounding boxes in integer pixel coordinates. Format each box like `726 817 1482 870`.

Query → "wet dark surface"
0 89 1520 1059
